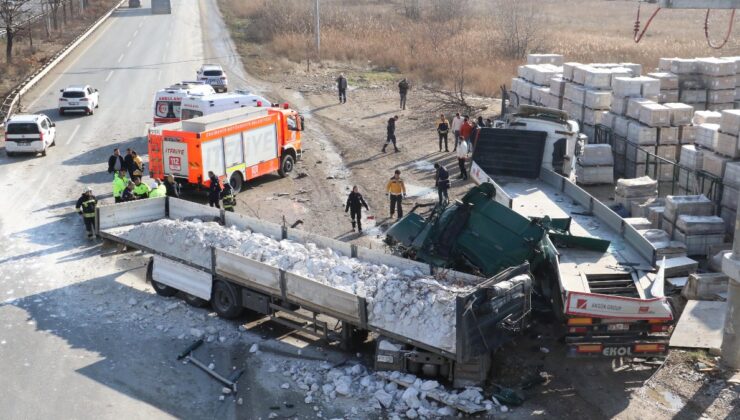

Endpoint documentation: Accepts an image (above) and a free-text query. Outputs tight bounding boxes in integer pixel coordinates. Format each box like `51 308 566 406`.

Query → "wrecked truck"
387 106 674 358
97 197 535 388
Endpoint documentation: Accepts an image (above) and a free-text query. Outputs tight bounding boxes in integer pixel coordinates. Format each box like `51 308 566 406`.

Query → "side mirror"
50 122 56 127
95 88 99 92
59 89 64 93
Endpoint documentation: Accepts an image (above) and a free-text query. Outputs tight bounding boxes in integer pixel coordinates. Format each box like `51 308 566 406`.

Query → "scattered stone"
208 363 215 370
190 328 204 338
281 383 290 389
222 387 231 394
128 298 137 306
218 395 225 401
250 343 259 353
237 398 243 405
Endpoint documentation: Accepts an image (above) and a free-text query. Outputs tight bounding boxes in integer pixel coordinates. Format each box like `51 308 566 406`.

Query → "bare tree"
489 0 543 60
0 0 33 63
403 0 420 21
44 0 63 30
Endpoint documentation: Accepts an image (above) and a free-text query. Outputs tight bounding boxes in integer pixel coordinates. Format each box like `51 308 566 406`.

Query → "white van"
152 81 215 125
179 90 271 121
4 114 57 157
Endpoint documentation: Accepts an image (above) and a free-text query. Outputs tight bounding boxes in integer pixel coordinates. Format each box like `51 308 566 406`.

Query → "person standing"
148 179 167 198
485 118 493 128
131 150 144 175
132 177 151 199
337 73 348 104
382 115 399 153
163 174 180 198
476 116 486 128
112 169 128 203
459 116 472 151
434 163 450 204
457 138 470 180
221 183 236 212
207 171 222 208
107 148 125 174
124 148 136 178
398 78 410 110
385 170 406 219
451 113 463 151
436 114 449 152
344 186 369 233
75 187 98 239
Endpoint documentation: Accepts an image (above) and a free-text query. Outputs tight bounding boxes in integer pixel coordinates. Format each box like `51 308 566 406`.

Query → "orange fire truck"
148 105 303 193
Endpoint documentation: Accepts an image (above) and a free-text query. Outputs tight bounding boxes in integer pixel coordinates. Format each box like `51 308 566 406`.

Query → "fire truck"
152 82 215 126
148 105 303 193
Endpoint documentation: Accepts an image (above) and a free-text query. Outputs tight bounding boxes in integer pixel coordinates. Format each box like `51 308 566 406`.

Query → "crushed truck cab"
148 105 303 193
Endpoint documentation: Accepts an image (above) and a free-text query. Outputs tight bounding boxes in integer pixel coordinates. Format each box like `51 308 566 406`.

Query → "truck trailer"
148 106 303 193
97 197 534 388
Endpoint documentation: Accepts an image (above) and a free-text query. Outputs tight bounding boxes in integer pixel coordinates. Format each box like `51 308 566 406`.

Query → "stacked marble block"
576 144 614 185
658 57 739 111
662 195 724 257
511 54 564 108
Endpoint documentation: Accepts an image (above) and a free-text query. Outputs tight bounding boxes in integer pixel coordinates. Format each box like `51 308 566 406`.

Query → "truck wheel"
211 280 243 319
147 258 178 297
6 152 15 157
229 172 243 194
278 154 295 177
41 147 47 157
184 293 208 308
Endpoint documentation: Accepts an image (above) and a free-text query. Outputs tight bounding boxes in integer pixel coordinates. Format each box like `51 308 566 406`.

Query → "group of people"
336 74 411 110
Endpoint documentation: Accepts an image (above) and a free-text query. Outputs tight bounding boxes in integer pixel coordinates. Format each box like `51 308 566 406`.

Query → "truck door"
223 133 245 177
163 137 189 177
242 124 278 178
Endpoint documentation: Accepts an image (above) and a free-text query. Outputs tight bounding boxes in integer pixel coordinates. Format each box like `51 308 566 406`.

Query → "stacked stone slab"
722 160 740 235
512 54 564 107
648 71 680 103
614 176 658 214
662 195 715 240
638 229 687 259
659 57 738 111
576 144 614 185
673 215 726 256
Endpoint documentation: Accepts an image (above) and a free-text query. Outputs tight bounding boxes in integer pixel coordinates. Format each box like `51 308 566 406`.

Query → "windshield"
180 108 203 120
155 100 181 118
62 91 85 98
203 70 222 76
6 123 39 134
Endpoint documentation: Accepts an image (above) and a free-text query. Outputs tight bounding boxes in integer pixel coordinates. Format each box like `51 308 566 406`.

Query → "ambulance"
148 105 303 193
152 81 215 125
179 90 272 121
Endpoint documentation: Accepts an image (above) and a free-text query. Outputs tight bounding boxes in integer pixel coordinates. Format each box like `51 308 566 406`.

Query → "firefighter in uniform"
221 183 236 212
75 186 98 239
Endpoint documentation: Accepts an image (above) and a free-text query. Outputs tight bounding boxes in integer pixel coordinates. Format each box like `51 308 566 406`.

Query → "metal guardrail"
0 0 125 128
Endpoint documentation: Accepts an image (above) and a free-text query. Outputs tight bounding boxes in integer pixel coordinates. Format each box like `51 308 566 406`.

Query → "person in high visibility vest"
75 186 98 239
221 183 236 212
148 179 167 198
133 177 151 199
112 170 128 203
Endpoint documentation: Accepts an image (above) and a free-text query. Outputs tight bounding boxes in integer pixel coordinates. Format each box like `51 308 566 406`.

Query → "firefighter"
434 163 450 204
75 186 98 239
221 183 236 212
207 171 222 208
112 170 128 203
385 170 406 219
345 186 369 233
148 179 167 198
133 177 151 199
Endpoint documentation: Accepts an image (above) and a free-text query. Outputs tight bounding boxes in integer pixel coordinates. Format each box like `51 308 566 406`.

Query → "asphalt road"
0 1 336 418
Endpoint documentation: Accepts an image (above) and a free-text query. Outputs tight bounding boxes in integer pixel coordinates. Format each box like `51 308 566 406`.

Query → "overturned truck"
98 197 533 387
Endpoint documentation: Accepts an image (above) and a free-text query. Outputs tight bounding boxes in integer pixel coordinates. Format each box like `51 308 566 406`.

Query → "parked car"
4 114 56 157
196 64 228 93
59 85 99 116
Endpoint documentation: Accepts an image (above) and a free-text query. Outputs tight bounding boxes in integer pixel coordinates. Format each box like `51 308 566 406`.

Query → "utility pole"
721 209 740 369
315 0 320 60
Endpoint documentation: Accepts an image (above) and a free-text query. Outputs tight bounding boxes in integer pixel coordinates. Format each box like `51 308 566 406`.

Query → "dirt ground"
199 28 740 418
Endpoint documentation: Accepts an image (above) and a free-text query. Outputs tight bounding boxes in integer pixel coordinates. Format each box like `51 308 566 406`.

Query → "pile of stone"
662 195 722 257
576 144 614 184
638 228 687 259
511 54 564 108
614 176 658 214
658 57 740 111
721 160 740 234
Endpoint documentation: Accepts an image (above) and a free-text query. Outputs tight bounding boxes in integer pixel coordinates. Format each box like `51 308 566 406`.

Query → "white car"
196 64 228 93
4 114 56 157
59 85 99 115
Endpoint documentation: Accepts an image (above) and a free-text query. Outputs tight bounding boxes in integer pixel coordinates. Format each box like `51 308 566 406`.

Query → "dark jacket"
337 76 347 91
75 193 98 216
121 188 134 202
124 154 135 173
437 121 449 134
108 154 125 173
208 175 222 198
221 185 236 207
387 118 396 135
345 191 369 213
163 178 180 198
398 79 409 94
435 166 450 189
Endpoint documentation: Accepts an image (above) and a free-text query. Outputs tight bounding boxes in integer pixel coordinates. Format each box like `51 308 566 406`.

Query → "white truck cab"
196 64 228 93
4 114 56 157
152 81 215 125
180 90 271 120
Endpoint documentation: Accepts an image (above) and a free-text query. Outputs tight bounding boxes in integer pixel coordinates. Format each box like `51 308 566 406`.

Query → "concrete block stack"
511 54 565 107
576 144 614 185
673 215 726 256
638 229 687 259
659 57 738 111
648 71 680 103
662 195 715 240
527 54 565 66
690 110 740 188
721 160 740 234
677 145 706 195
614 176 658 214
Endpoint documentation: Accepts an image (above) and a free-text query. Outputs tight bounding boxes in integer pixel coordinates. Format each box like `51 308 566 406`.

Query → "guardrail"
0 0 125 128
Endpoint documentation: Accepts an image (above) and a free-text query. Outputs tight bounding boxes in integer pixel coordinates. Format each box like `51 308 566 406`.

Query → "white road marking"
105 70 114 82
133 30 138 37
157 70 162 81
65 124 81 146
126 40 132 48
117 53 124 63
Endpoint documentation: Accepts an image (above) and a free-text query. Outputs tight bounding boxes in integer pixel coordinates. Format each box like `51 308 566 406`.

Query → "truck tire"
184 293 208 308
6 152 15 157
147 258 178 297
278 154 295 177
230 172 243 194
211 280 243 319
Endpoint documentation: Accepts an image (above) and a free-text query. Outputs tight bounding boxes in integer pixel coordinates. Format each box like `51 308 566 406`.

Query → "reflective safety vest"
79 197 97 218
133 183 151 198
222 193 236 209
149 184 166 198
112 174 128 198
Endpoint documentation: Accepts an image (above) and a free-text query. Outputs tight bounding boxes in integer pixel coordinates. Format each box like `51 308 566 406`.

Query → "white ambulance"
179 90 272 121
152 81 215 125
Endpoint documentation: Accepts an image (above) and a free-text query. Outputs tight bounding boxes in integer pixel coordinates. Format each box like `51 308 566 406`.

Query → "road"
0 1 347 418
